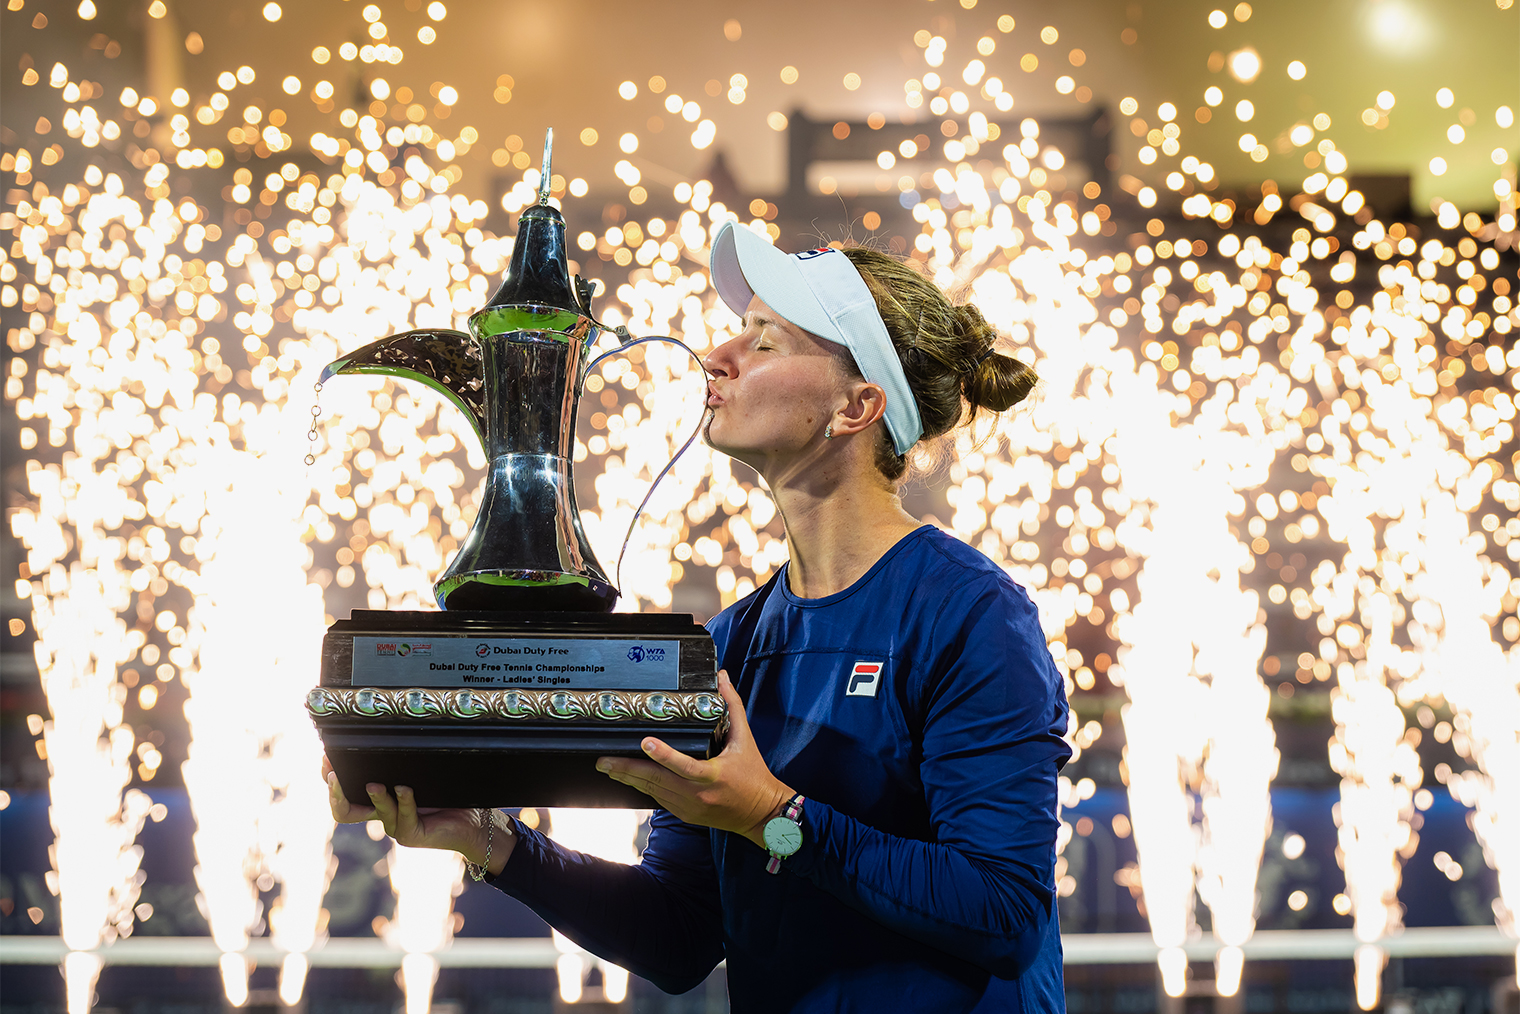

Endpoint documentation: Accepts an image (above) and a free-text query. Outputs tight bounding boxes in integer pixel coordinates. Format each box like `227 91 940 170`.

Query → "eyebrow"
743 311 780 332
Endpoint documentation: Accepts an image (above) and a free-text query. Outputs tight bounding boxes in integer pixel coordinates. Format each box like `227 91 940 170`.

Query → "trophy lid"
481 129 587 320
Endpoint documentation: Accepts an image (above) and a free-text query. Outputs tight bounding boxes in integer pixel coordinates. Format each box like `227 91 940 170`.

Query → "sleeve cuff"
785 796 827 877
482 813 541 890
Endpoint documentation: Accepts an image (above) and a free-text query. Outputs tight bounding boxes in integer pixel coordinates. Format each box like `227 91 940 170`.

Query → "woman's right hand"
322 755 514 873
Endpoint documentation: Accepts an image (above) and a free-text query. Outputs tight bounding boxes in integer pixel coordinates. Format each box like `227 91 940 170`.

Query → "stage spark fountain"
544 808 646 1004
1309 396 1430 1008
180 430 334 1005
8 152 181 1012
4 0 1519 1008
382 843 464 1014
1305 285 1520 999
1417 491 1520 969
341 410 473 1014
19 359 156 1013
1108 374 1282 997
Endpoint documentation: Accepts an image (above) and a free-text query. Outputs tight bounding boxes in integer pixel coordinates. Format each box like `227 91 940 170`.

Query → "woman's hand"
596 670 791 848
322 756 513 874
323 755 379 825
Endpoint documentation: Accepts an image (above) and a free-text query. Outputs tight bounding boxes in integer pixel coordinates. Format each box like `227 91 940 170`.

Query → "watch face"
764 817 802 856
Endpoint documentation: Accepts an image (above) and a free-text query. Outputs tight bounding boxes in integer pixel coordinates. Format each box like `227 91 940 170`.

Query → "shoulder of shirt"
911 526 1021 589
904 528 1043 639
909 530 1060 705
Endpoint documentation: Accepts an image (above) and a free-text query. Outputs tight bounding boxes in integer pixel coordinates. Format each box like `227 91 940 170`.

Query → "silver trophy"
320 132 612 612
309 133 723 808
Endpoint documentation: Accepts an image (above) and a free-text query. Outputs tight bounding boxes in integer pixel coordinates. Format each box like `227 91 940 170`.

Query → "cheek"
740 365 830 425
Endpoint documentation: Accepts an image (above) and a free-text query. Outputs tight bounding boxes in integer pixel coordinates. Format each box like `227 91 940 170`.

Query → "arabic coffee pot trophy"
307 131 724 808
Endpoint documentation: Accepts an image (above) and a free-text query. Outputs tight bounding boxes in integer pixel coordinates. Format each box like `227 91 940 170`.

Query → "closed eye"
741 311 797 353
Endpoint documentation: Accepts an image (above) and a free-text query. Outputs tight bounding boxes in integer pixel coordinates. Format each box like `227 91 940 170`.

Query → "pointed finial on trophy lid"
538 128 553 205
476 126 586 319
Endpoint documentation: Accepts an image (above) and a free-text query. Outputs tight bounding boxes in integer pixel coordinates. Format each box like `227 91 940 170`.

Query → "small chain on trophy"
304 381 323 466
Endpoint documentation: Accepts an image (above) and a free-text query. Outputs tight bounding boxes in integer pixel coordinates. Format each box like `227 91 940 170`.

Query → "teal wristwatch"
763 794 806 874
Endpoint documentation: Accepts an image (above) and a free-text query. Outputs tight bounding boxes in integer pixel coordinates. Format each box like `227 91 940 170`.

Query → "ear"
829 380 888 440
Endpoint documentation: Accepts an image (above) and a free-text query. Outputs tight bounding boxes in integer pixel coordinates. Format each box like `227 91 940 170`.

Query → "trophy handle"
580 333 713 591
320 329 487 450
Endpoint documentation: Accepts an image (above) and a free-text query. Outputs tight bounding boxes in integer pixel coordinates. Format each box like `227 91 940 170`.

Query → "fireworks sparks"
180 438 333 1006
545 808 644 1004
384 843 463 1014
4 0 1518 1008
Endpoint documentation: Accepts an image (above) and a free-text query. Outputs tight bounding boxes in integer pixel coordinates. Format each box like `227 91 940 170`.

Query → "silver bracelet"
465 807 505 882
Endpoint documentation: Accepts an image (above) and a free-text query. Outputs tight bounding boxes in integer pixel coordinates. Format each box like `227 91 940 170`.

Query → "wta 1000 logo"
626 645 666 663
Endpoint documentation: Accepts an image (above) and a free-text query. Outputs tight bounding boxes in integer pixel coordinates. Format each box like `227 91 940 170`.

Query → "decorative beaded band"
306 686 727 724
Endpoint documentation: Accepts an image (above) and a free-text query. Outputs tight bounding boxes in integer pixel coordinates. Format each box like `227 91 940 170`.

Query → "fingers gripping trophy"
307 132 724 809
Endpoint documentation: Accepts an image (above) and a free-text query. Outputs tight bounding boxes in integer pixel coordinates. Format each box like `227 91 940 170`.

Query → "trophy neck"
475 317 596 460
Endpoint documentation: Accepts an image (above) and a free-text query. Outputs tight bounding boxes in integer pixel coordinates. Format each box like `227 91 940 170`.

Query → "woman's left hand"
597 670 791 848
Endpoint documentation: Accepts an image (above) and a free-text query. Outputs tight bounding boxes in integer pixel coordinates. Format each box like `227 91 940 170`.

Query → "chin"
703 420 767 470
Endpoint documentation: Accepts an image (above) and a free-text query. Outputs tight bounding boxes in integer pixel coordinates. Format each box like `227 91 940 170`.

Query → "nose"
703 337 737 379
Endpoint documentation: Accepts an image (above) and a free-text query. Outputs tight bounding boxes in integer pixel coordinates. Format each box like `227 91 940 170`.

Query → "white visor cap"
709 221 923 456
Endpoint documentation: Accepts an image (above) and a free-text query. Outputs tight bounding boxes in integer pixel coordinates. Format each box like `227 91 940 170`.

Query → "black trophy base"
322 723 718 809
311 608 722 809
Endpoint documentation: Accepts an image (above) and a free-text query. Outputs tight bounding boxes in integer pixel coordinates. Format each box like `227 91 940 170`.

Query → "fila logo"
795 247 835 260
846 661 883 697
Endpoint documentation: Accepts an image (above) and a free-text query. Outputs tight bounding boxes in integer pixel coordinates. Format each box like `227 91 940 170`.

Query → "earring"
825 424 833 439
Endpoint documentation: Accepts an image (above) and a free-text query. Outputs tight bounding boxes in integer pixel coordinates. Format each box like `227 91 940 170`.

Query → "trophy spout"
320 329 488 450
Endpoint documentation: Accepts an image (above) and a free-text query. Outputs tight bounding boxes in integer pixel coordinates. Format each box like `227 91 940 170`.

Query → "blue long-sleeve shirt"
489 525 1072 1011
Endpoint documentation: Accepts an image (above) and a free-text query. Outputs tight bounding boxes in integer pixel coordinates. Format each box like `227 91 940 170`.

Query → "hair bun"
964 349 1038 413
951 304 1036 413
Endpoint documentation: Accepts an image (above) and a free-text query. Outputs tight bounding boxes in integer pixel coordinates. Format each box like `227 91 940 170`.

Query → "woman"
327 221 1072 1012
